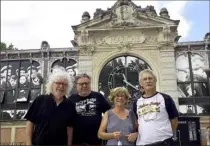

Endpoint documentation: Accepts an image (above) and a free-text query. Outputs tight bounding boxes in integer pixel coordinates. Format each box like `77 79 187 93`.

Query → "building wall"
1 118 209 145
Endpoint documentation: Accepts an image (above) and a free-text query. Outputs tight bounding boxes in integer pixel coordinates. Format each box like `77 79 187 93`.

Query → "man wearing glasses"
25 71 76 145
133 69 179 146
69 73 111 146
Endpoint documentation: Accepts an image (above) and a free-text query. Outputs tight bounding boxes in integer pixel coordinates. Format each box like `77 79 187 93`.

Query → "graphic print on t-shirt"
138 101 160 121
75 98 97 116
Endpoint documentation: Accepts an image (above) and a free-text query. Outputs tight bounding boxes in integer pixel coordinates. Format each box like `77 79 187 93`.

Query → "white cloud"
1 1 191 49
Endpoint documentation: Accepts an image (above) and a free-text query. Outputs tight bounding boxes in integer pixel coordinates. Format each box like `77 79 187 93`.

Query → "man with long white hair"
25 70 76 146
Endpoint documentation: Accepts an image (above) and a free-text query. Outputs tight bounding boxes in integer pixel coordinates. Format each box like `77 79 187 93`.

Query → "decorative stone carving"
145 36 158 44
163 25 171 39
32 53 41 58
157 42 174 51
158 25 174 43
145 6 157 17
93 8 105 19
81 11 90 23
8 54 18 59
79 46 95 56
78 30 93 46
109 5 142 28
159 8 170 19
41 41 50 50
95 34 146 45
51 52 64 57
20 53 30 58
117 42 132 52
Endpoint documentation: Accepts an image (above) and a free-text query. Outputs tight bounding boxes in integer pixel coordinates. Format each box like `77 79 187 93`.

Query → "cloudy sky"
1 1 209 49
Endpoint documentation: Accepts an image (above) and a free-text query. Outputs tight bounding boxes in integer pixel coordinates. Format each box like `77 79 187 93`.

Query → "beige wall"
1 121 26 145
1 118 209 145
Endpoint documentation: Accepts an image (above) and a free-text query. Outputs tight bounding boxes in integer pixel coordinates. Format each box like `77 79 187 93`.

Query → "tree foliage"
0 42 7 51
0 42 18 51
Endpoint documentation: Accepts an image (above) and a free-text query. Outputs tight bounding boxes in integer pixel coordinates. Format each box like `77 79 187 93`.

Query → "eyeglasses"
142 77 154 82
54 82 68 86
76 82 90 86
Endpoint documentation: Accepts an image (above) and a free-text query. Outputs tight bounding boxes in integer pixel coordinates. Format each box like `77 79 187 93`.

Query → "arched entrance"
98 55 151 105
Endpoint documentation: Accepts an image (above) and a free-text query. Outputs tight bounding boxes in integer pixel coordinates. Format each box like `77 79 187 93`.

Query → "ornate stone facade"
71 0 180 105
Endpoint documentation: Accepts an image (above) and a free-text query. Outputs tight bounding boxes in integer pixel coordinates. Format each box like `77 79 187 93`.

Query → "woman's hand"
112 131 121 140
126 132 138 142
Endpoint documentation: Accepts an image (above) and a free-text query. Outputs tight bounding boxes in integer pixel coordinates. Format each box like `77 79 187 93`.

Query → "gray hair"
45 71 73 97
139 69 157 82
74 73 91 83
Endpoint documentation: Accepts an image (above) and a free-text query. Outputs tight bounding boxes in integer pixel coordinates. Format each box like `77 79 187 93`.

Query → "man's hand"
126 132 138 142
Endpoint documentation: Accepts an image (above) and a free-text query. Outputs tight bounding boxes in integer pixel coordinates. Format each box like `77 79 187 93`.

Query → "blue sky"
1 1 210 49
183 1 210 41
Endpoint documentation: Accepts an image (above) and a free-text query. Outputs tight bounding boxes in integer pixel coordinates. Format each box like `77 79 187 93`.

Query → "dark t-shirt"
69 91 111 145
25 94 76 145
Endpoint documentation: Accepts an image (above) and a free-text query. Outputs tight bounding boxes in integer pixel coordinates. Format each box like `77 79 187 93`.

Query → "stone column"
78 46 95 88
159 46 179 107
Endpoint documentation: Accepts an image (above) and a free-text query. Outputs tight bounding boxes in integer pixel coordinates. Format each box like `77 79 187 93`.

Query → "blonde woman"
98 87 138 145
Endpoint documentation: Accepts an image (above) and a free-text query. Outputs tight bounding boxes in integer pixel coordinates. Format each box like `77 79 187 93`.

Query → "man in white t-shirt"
133 69 179 146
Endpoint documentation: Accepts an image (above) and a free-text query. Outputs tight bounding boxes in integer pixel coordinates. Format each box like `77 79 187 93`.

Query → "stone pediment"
72 0 179 31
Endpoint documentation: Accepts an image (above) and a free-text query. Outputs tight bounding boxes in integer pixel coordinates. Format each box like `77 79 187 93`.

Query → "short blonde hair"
108 87 131 104
45 71 73 97
139 69 157 82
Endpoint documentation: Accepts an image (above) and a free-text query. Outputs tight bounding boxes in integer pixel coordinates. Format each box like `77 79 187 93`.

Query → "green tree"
0 42 17 51
0 42 7 51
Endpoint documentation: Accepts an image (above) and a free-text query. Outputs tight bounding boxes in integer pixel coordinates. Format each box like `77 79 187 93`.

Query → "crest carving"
79 46 95 56
95 34 146 45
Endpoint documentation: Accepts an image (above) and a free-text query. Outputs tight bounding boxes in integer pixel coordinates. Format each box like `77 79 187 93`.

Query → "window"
176 49 210 116
0 60 42 121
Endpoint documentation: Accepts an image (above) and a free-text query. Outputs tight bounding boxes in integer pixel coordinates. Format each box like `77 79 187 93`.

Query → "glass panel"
176 54 190 82
0 62 10 89
51 59 65 73
179 105 196 115
191 53 208 82
66 59 77 78
17 89 29 102
188 121 198 141
197 104 210 115
18 61 30 88
193 82 209 96
5 90 16 103
16 110 27 120
8 61 19 89
177 83 192 97
1 110 15 120
30 61 42 88
30 89 41 103
0 90 5 103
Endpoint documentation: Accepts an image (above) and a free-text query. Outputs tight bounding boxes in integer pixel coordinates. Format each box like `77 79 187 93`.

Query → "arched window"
98 55 151 106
